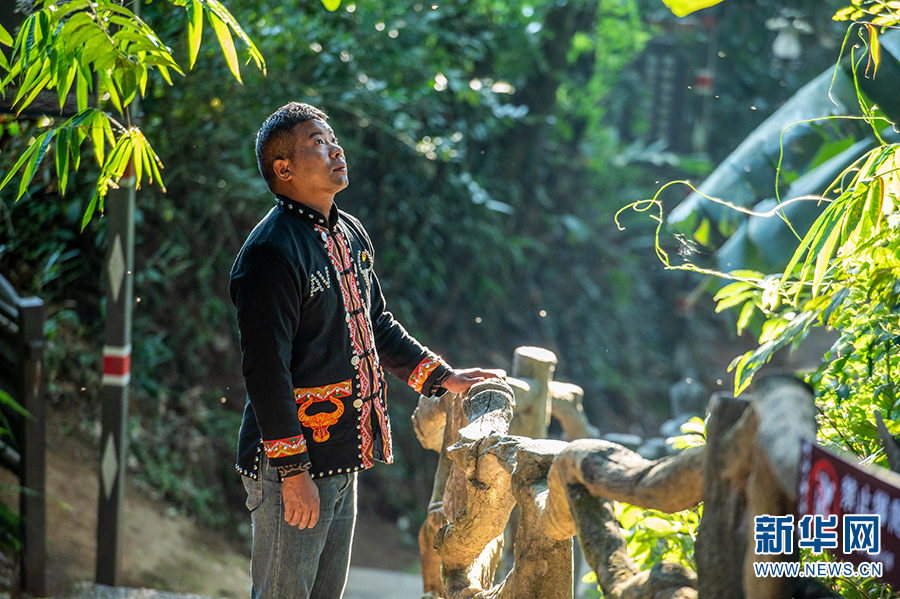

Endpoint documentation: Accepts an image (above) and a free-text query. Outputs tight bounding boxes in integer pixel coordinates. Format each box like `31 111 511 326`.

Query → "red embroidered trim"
408 354 445 394
360 401 375 469
293 380 353 403
263 435 308 458
318 226 381 400
372 384 393 464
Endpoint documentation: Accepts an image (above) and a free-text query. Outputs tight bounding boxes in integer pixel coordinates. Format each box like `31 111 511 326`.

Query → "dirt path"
0 412 422 598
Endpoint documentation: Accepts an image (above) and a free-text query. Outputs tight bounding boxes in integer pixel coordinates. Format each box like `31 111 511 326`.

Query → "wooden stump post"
509 346 557 439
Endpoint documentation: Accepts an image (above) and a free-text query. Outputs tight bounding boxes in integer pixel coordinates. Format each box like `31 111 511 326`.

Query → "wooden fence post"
17 297 47 596
96 164 136 585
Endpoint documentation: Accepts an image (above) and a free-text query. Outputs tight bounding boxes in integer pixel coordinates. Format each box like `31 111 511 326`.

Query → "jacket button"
328 470 334 475
351 356 360 366
345 314 351 323
320 231 328 242
353 399 363 409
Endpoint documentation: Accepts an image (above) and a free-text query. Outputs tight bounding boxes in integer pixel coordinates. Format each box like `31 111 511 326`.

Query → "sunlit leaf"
58 60 77 110
812 213 842 297
321 0 341 10
866 24 881 79
17 131 55 200
90 111 107 166
56 127 70 195
661 0 725 17
0 22 12 46
0 140 40 196
187 0 203 69
81 188 101 231
132 133 143 189
737 301 755 335
207 11 241 84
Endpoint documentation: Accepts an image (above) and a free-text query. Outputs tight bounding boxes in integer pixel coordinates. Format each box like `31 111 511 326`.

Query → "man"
230 102 495 599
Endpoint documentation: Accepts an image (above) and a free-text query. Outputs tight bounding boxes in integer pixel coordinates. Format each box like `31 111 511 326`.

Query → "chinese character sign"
798 441 900 584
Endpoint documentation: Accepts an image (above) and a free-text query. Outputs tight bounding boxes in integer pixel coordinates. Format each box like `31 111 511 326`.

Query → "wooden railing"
414 347 824 599
0 274 46 596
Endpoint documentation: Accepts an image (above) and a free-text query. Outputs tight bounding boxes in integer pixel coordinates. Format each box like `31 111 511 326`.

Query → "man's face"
278 119 348 202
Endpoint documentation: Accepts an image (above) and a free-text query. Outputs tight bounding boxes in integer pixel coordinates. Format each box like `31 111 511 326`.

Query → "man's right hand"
282 471 320 529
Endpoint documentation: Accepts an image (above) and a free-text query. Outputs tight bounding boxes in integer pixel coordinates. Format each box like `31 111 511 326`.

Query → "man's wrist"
278 462 312 479
432 368 454 396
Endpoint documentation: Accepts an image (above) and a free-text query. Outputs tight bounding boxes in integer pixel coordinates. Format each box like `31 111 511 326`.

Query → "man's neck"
278 192 333 217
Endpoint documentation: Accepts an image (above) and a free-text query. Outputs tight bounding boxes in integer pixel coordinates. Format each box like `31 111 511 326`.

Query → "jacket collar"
274 194 340 230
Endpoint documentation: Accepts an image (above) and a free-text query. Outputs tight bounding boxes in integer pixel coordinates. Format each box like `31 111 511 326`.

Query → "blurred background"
0 0 855 594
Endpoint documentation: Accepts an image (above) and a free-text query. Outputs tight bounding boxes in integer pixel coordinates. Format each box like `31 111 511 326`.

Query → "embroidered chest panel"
315 224 382 401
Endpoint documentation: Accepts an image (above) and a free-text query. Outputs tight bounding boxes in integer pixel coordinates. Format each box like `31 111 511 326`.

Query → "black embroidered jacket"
230 196 451 480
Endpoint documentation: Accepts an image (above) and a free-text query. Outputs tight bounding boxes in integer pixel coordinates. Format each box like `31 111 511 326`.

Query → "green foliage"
2 0 839 549
615 417 705 575
667 415 706 450
641 6 900 592
0 0 264 227
616 502 702 572
835 0 900 28
801 549 896 598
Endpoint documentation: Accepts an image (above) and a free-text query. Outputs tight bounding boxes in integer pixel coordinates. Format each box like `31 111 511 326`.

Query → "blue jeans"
243 455 357 599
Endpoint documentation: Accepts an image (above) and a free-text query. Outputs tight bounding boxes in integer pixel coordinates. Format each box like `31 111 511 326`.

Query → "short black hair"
256 102 329 191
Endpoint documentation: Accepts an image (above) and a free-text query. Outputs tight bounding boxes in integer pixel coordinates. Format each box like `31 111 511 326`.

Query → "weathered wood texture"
509 347 556 439
695 375 817 599
431 380 575 599
548 381 600 440
543 441 705 540
415 347 821 599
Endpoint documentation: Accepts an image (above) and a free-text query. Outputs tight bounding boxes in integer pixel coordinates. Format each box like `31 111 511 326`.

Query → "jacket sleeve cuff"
408 353 452 397
263 435 312 480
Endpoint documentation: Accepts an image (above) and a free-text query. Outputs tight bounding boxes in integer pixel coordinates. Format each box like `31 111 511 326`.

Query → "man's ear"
273 158 292 183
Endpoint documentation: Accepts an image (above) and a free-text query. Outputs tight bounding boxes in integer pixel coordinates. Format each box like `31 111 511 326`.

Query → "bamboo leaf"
737 301 756 336
81 187 101 231
17 130 55 200
13 57 49 109
64 18 103 54
109 136 135 179
813 213 843 297
21 15 37 68
715 291 756 313
90 111 106 166
140 137 154 185
98 69 123 115
866 24 881 78
187 0 203 69
137 63 148 96
132 133 143 189
156 63 173 85
713 280 751 301
0 142 40 195
782 199 845 288
16 71 53 113
0 22 12 46
58 60 78 110
207 11 241 84
143 136 166 192
56 127 71 195
200 0 265 73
